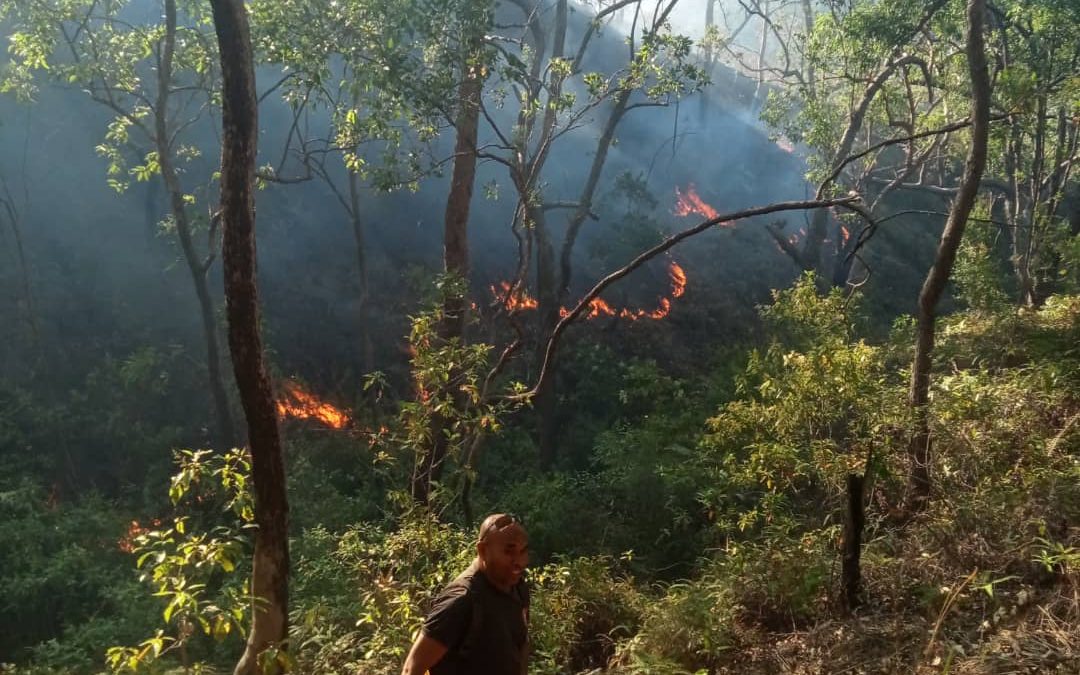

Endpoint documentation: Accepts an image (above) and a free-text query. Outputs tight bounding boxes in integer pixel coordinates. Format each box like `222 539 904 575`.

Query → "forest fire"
276 380 351 429
669 261 687 298
674 183 722 222
118 518 161 553
490 281 539 311
492 260 687 322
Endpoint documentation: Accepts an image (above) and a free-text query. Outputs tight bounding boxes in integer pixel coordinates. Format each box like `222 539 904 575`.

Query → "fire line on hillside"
490 260 687 321
487 185 716 321
276 380 351 429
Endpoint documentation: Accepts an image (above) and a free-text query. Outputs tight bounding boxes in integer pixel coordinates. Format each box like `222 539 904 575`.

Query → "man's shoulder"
446 561 482 592
428 563 481 612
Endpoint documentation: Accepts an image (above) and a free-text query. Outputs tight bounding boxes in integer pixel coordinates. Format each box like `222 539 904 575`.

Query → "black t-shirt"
422 561 529 675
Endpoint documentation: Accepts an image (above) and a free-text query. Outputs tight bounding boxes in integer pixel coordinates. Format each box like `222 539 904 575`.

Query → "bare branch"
515 195 860 400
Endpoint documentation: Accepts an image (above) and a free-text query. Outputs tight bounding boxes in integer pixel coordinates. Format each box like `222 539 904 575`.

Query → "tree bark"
534 205 560 469
842 473 865 610
411 33 485 506
207 0 291 672
156 0 235 452
347 170 374 375
0 180 39 351
907 0 990 512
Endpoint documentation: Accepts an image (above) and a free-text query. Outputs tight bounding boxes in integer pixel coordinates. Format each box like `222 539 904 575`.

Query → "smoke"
0 0 816 392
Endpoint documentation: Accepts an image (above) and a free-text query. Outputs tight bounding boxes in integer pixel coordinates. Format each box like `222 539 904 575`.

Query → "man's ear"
475 539 485 558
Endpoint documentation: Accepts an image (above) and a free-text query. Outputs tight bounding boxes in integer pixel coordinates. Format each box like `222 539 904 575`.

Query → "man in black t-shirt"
401 513 530 675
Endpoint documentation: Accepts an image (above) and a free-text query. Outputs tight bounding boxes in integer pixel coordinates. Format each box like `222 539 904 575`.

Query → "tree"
205 0 291 671
411 0 492 505
1 0 237 450
478 0 707 467
759 0 960 287
907 0 991 510
245 0 497 506
249 0 450 377
985 0 1080 305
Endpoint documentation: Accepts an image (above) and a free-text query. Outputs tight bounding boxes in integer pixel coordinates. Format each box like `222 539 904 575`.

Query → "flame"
840 225 851 246
118 518 161 553
674 184 733 227
276 380 351 429
674 184 717 219
775 136 796 153
669 261 686 298
491 281 538 311
488 189 700 323
493 260 686 323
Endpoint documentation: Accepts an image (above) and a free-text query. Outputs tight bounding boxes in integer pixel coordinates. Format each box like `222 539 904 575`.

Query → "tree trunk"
754 3 769 106
534 205 560 469
411 35 484 506
907 0 990 513
156 0 235 451
0 181 39 351
704 0 715 73
802 0 815 97
842 473 865 610
805 55 918 271
207 1 291 672
347 170 374 375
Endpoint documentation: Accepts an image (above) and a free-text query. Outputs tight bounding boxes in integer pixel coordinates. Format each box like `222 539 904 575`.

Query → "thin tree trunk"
534 205 560 469
804 54 926 273
802 0 815 97
347 170 374 374
411 33 485 506
842 473 865 610
207 1 290 672
907 0 990 512
156 0 235 451
704 0 715 73
0 181 39 349
754 3 769 105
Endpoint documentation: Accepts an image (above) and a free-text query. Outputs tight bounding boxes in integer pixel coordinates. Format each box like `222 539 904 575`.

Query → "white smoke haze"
0 0 906 391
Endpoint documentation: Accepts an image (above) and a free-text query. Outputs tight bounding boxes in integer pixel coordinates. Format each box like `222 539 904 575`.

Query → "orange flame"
491 281 539 312
276 380 351 429
674 184 717 219
494 260 686 323
118 518 161 553
840 225 851 246
775 136 796 153
669 261 686 298
490 188 700 322
674 184 733 227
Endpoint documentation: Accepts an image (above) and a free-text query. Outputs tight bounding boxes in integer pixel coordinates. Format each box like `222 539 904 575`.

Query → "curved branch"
515 195 860 400
821 114 1009 193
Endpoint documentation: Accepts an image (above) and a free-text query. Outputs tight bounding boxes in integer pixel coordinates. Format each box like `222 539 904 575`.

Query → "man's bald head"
475 513 529 592
477 513 527 543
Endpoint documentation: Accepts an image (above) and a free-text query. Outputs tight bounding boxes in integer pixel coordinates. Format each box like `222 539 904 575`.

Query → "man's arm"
401 633 449 675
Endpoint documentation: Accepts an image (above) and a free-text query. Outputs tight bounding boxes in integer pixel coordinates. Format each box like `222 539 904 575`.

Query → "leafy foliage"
105 449 253 674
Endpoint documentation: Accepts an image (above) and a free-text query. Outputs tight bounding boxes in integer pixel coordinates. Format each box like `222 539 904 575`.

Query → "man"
401 513 530 675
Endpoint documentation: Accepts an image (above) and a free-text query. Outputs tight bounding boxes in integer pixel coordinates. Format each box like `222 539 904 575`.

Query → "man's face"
478 522 529 591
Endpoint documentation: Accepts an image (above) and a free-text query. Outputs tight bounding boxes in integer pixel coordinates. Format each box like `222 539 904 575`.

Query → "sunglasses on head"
479 512 525 540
